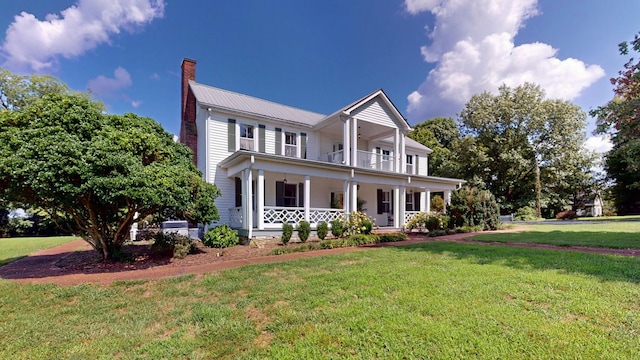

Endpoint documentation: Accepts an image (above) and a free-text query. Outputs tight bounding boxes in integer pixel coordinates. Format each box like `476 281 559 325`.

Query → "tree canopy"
0 91 219 259
407 117 459 177
591 33 640 214
0 68 70 111
410 83 597 216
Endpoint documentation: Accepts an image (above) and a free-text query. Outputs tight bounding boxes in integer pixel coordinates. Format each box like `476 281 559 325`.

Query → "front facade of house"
179 59 463 237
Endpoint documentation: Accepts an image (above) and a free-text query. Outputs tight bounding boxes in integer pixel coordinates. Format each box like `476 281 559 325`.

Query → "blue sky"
1 0 638 153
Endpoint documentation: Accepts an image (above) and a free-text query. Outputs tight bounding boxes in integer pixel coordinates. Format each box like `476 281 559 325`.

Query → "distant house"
179 58 464 237
575 193 604 217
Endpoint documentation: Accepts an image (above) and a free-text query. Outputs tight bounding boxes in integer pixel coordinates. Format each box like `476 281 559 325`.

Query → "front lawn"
472 221 640 249
1 242 639 358
0 236 77 266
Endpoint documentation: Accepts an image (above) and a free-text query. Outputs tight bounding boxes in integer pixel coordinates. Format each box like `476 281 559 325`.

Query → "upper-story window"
240 124 254 151
285 132 297 157
406 154 414 174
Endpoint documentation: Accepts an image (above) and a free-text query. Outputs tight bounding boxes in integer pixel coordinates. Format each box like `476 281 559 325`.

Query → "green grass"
1 243 639 359
0 236 77 266
473 221 640 249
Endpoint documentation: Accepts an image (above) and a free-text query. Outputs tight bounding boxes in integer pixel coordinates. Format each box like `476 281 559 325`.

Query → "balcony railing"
357 150 395 172
327 150 344 164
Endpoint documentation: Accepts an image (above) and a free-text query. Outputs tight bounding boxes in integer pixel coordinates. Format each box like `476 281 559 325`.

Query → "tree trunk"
535 159 541 218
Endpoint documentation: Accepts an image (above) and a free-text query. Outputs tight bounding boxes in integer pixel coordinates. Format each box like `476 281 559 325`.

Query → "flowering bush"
406 212 448 232
344 212 376 236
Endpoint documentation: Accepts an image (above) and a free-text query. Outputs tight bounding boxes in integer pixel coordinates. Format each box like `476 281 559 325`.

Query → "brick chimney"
180 58 198 165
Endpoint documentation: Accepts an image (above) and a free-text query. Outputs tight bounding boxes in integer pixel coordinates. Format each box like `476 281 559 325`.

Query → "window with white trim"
239 124 254 151
406 154 414 174
381 149 391 171
285 132 297 157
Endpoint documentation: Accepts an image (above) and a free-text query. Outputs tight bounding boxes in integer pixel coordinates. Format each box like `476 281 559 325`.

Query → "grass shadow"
394 241 640 284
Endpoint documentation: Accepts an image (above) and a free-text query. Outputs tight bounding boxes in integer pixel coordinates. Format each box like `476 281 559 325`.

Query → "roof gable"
344 89 411 131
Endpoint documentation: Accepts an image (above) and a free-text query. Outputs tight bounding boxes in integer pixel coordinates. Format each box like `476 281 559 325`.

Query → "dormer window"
240 124 254 151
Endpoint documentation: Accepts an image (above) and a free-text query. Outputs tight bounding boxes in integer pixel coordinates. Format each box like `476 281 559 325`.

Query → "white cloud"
404 0 605 122
584 135 613 154
1 0 165 72
131 100 142 108
87 67 132 97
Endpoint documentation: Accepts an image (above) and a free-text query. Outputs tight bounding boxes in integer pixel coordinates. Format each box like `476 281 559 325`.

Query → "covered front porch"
220 153 459 238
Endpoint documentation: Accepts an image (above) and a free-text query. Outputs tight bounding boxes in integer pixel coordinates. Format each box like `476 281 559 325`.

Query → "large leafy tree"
408 117 460 177
0 68 70 111
0 92 220 260
591 33 640 214
458 83 595 215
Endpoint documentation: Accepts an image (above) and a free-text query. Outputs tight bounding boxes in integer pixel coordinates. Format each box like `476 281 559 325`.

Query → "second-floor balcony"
357 150 395 172
326 149 397 172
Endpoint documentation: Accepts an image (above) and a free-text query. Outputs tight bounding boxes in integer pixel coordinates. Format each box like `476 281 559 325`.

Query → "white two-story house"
179 58 463 237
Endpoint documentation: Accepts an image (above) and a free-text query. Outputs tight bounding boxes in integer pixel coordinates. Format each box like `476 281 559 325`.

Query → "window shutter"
259 124 266 153
275 128 282 155
415 155 419 175
405 194 411 212
276 181 284 207
414 192 421 211
300 132 307 159
234 177 242 207
298 183 304 207
377 189 383 214
228 119 236 152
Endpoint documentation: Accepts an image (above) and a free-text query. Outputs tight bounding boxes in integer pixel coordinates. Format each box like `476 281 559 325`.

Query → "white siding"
351 98 400 128
207 111 237 226
195 107 208 177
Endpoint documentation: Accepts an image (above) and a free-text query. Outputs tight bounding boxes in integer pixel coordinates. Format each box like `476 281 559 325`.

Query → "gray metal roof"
189 80 326 126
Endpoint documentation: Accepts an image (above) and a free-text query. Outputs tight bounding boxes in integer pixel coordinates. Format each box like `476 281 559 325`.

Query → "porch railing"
404 211 421 226
229 207 243 228
230 206 344 230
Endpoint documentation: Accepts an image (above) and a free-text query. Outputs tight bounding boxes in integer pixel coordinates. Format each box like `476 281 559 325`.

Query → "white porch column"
343 117 351 166
445 189 452 212
245 169 253 238
399 186 406 228
399 132 406 173
426 190 431 213
393 185 400 228
304 176 310 222
394 128 400 173
351 117 358 167
257 170 264 230
343 180 350 215
420 191 427 213
351 181 358 213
